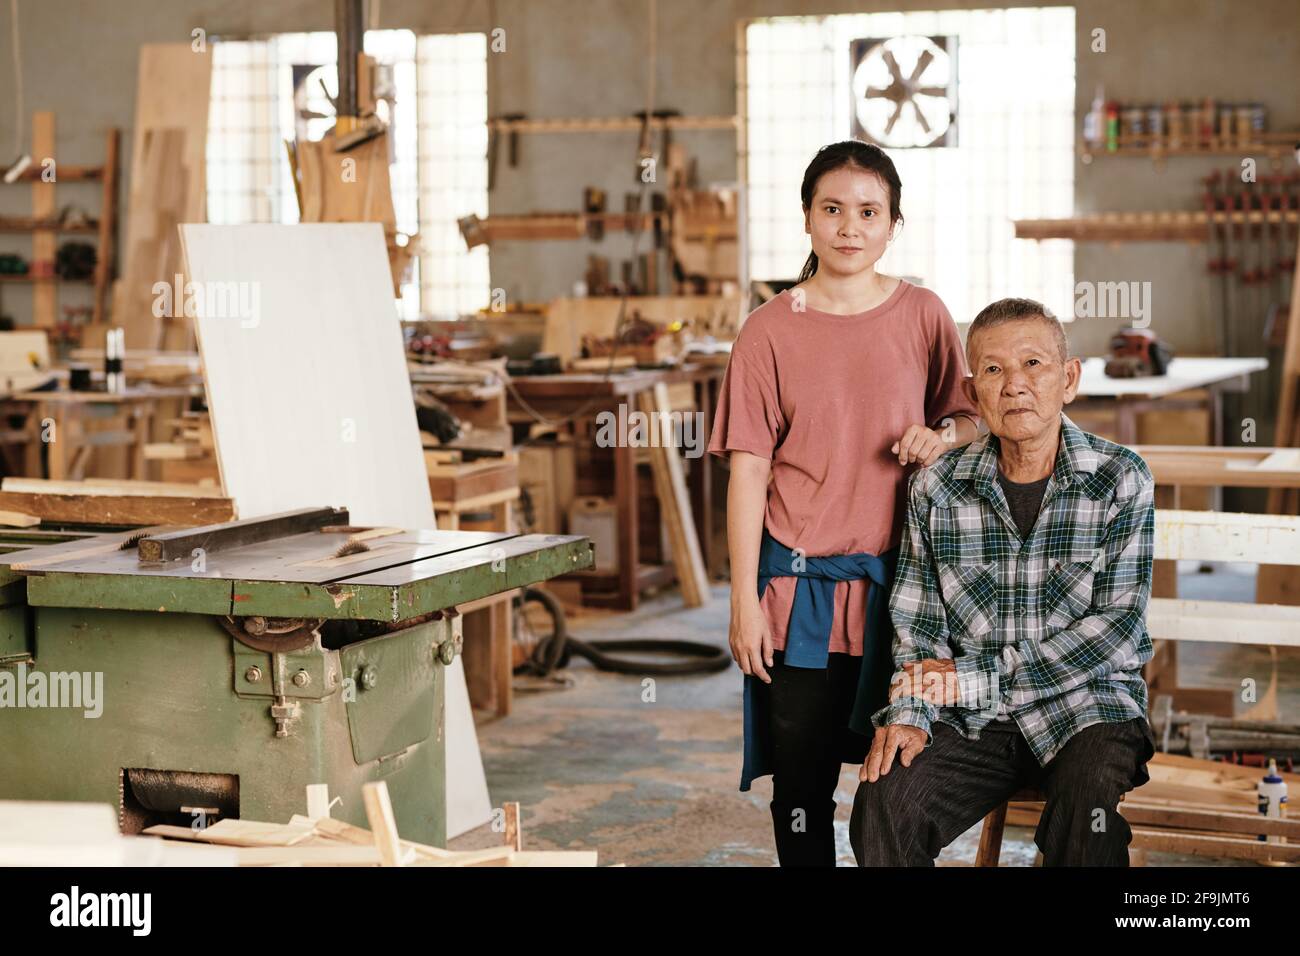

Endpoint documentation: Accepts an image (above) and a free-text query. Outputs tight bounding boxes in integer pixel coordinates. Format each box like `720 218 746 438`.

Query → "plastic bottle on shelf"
1257 758 1288 846
1083 85 1105 147
1104 100 1121 152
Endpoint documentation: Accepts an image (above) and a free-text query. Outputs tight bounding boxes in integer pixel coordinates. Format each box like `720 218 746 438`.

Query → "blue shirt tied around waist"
739 529 898 791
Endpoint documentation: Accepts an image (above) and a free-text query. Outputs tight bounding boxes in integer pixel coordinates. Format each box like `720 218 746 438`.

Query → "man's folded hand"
889 658 958 706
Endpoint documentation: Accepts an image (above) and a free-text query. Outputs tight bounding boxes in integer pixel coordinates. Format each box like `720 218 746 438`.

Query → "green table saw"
0 506 592 846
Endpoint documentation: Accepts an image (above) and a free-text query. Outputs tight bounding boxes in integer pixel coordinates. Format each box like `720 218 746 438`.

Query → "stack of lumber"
1007 753 1300 863
143 410 220 485
141 785 597 867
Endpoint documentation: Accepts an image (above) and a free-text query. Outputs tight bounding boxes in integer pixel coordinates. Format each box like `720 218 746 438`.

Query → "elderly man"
851 297 1157 867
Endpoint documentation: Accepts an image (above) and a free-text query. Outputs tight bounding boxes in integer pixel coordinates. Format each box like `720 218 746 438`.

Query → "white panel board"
180 223 491 838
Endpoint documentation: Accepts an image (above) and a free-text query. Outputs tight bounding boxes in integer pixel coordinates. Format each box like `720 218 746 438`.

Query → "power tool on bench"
1104 327 1174 378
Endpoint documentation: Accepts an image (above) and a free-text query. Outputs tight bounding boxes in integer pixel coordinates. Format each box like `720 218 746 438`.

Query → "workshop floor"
448 564 1294 866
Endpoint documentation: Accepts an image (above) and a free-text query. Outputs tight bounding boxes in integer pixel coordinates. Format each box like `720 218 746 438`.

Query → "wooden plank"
3 478 226 498
361 781 405 867
0 491 233 526
235 845 386 866
504 850 598 867
180 221 488 840
295 133 396 228
414 845 515 867
1258 228 1300 604
0 511 39 528
114 44 212 351
142 819 315 847
129 45 210 224
1250 449 1300 471
1134 445 1300 489
1148 598 1300 646
1120 802 1300 839
1129 828 1300 863
406 847 598 867
144 442 205 460
432 488 519 517
31 113 56 329
137 507 348 562
93 127 120 325
139 824 211 842
114 128 187 350
1155 509 1300 565
1151 751 1300 787
1268 225 1300 514
638 382 709 607
427 461 518 502
292 815 453 860
462 601 501 713
503 801 522 851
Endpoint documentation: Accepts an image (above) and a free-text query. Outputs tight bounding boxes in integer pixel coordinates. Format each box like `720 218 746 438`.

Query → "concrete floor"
448 565 1295 866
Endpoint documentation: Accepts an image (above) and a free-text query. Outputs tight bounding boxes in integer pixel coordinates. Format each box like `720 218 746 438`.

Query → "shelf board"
0 219 99 234
0 275 96 284
488 115 737 134
2 165 105 183
1015 209 1300 242
1082 133 1300 162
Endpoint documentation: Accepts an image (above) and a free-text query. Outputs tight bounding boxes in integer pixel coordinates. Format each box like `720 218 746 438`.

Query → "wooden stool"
974 787 1045 867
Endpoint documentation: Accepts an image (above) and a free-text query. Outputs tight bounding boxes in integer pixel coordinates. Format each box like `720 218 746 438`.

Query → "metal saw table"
0 506 593 846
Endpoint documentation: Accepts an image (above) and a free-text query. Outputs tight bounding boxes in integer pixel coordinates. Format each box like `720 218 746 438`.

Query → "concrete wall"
1 0 1296 365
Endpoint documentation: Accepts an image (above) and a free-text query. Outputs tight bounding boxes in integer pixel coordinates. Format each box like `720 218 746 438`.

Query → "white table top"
1075 356 1268 398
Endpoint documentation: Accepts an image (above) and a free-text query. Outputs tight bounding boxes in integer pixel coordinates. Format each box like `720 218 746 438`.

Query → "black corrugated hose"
515 586 731 678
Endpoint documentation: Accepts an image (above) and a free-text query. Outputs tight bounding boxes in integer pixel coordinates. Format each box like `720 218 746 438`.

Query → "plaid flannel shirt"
873 413 1154 766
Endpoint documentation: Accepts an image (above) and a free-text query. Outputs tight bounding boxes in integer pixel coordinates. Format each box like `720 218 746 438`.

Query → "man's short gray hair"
967 297 1069 365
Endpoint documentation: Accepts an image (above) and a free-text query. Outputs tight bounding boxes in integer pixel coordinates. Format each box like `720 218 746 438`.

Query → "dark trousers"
768 650 871 867
850 717 1156 866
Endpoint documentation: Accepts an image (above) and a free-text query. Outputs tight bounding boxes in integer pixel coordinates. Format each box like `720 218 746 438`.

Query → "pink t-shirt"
708 280 978 656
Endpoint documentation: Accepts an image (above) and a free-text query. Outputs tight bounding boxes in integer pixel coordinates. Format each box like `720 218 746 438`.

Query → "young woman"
707 140 980 866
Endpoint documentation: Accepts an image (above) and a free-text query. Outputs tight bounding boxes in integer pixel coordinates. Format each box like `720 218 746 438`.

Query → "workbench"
506 364 724 610
1073 356 1268 445
0 506 592 846
0 385 201 481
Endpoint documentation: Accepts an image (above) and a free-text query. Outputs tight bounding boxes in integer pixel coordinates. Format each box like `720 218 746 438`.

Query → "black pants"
850 717 1156 866
767 650 871 867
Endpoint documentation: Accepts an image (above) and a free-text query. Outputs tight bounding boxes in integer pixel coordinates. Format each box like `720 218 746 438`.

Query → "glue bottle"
1257 758 1288 845
1083 86 1105 147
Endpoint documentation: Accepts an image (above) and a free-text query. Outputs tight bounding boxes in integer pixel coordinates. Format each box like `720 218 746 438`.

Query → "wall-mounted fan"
849 35 957 149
